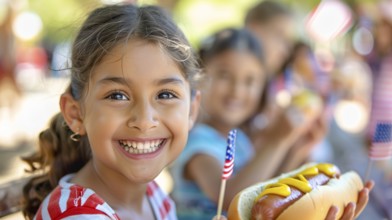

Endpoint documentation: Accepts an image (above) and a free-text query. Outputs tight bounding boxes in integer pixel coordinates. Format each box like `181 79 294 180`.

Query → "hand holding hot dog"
325 180 374 220
227 163 372 220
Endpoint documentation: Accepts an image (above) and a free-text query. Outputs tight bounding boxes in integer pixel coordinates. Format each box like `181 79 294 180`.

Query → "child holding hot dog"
170 27 374 220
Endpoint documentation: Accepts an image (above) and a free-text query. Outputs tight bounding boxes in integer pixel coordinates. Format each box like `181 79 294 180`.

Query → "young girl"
21 4 202 220
170 27 373 220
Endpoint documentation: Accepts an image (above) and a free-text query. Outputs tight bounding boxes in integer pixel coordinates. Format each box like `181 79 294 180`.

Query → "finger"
212 215 227 220
365 180 375 191
340 202 355 220
325 205 338 220
354 187 369 218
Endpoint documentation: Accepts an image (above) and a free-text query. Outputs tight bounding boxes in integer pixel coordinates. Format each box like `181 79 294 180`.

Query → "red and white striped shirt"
34 174 176 220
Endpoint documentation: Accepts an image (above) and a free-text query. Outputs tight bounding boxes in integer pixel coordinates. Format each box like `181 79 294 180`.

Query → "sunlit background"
0 0 389 219
0 0 378 139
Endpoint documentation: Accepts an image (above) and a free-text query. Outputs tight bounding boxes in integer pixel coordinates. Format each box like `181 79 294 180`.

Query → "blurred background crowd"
0 0 391 219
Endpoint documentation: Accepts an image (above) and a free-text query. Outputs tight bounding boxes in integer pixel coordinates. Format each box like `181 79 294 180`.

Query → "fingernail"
332 205 338 214
360 188 369 197
364 188 369 195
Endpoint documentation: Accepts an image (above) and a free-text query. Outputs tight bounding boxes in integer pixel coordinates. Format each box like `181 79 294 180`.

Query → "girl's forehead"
207 50 267 77
105 39 162 60
90 39 187 83
210 49 263 66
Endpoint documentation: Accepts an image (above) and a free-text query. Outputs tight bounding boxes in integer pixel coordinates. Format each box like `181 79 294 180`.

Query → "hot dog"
290 89 323 117
287 89 323 126
227 163 363 220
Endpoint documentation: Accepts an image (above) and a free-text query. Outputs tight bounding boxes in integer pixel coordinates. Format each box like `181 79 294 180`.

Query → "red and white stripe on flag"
370 122 392 160
369 143 392 160
222 158 234 179
222 130 237 180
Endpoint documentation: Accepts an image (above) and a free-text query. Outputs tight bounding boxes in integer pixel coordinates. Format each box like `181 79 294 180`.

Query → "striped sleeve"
146 181 177 220
34 185 119 220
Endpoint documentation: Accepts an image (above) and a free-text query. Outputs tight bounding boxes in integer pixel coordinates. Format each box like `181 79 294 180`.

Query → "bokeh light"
334 100 369 134
352 26 374 56
306 0 352 42
12 11 42 41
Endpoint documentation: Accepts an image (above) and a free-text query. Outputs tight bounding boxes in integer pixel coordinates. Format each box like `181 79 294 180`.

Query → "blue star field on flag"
370 121 392 160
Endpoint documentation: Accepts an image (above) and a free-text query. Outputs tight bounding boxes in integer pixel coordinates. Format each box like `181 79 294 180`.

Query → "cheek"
84 107 123 137
203 81 226 101
245 84 264 107
165 103 190 132
165 107 190 153
210 80 232 97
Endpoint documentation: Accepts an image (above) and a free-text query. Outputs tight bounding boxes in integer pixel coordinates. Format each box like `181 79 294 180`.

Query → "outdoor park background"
1 0 391 219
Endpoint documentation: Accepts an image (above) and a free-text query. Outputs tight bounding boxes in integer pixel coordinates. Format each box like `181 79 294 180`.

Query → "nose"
230 79 243 98
127 101 159 131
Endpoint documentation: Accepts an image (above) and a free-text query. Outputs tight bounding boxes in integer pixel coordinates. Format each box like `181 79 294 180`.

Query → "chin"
130 173 160 184
225 116 247 127
123 166 165 184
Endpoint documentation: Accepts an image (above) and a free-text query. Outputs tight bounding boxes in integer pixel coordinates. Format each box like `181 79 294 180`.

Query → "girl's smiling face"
203 49 265 130
77 39 198 183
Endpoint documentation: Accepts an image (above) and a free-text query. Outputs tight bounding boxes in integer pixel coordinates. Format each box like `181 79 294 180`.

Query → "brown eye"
157 90 177 100
106 92 128 100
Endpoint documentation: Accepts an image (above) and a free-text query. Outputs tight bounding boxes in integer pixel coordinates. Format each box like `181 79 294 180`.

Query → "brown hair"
21 3 200 219
245 0 291 26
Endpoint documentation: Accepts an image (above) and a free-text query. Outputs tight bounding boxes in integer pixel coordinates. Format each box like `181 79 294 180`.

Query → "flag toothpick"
216 129 237 220
365 121 392 181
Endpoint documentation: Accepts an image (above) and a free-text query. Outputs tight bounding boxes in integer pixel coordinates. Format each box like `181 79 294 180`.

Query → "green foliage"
172 0 259 49
28 0 100 43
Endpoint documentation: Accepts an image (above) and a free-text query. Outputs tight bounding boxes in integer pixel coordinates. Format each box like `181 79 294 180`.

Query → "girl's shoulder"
34 174 119 220
190 124 250 144
189 123 224 141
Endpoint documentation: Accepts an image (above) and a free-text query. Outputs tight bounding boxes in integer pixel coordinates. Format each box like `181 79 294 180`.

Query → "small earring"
70 130 81 142
62 121 68 128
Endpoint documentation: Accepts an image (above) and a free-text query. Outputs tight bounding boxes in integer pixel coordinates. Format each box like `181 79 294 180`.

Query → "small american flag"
369 122 392 160
222 129 237 180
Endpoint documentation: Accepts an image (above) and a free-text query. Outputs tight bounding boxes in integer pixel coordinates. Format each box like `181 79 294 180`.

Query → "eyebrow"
97 75 185 86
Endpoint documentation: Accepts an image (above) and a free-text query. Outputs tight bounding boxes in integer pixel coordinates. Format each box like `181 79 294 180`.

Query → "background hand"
324 180 374 220
212 215 227 220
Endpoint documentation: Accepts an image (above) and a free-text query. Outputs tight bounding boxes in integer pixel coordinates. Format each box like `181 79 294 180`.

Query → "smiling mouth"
119 139 165 154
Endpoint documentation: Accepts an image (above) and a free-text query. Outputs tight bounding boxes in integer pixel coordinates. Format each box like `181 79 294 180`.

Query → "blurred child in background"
170 27 369 220
244 0 296 79
244 1 335 173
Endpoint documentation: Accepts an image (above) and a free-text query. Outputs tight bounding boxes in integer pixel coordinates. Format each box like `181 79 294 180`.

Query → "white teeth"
144 141 152 149
119 139 163 154
143 142 149 150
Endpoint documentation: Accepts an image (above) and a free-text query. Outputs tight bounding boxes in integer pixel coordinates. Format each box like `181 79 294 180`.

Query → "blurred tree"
32 0 374 51
172 0 259 48
28 0 101 43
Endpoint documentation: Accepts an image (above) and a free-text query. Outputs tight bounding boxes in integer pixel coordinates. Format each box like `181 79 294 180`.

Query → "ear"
60 93 86 135
189 90 201 130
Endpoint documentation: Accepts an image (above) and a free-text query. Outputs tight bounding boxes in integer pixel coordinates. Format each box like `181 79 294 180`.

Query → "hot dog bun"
227 163 363 220
285 89 323 127
291 89 323 117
